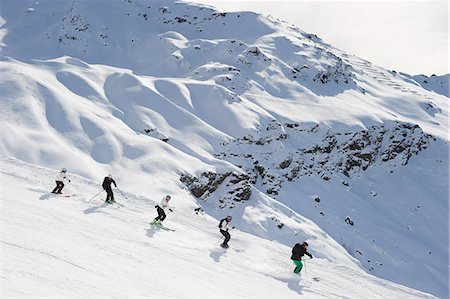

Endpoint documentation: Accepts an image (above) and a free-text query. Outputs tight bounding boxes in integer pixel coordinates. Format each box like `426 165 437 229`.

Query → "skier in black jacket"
291 242 313 274
102 174 117 203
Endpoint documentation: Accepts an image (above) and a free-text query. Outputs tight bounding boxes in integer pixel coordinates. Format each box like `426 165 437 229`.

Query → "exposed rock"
345 217 355 226
279 157 292 169
216 121 433 196
311 195 320 203
180 171 231 198
180 171 252 206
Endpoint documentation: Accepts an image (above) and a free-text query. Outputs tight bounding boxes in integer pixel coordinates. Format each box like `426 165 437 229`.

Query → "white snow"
0 0 448 297
1 156 436 298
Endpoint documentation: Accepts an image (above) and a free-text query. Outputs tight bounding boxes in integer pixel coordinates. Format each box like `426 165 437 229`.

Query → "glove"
68 180 71 182
232 226 236 229
169 209 173 212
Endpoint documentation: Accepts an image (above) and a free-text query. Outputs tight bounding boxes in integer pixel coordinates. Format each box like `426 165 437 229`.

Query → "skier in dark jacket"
102 174 117 203
219 216 233 248
291 242 313 274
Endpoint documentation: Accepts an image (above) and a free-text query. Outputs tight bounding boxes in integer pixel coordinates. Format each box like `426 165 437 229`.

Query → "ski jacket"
55 172 69 182
219 218 231 231
291 243 312 260
158 196 171 211
102 177 117 190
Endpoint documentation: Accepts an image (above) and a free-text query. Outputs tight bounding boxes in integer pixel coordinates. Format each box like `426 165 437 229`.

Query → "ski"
231 248 245 253
149 222 175 231
221 247 244 252
50 193 76 198
106 201 124 208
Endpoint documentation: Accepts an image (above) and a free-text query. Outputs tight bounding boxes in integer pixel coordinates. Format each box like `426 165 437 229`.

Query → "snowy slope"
1 0 448 297
399 72 449 98
1 156 436 298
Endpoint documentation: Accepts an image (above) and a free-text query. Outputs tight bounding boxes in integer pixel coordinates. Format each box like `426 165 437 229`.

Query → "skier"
151 195 173 224
219 216 233 248
291 241 313 275
51 168 70 194
102 174 117 203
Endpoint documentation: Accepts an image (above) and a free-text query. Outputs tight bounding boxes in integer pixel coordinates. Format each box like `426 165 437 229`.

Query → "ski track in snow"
0 156 436 298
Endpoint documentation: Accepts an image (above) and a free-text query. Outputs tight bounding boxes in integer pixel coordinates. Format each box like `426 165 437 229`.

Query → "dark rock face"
215 120 434 197
180 171 252 208
180 172 231 198
180 121 433 209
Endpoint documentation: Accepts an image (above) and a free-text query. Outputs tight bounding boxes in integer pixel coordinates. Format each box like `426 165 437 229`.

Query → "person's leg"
160 209 166 222
56 181 64 193
106 189 112 201
52 181 59 193
222 230 231 246
155 206 164 221
293 260 303 274
219 230 227 247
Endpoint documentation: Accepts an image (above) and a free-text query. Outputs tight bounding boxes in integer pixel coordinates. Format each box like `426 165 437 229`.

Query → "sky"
190 0 449 76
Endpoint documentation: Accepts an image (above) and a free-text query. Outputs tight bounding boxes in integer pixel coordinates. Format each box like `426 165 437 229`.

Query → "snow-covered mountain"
399 72 449 98
1 0 448 298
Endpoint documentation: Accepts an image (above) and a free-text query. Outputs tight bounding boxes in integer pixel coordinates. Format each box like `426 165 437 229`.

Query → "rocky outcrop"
181 121 434 207
216 120 434 196
180 171 252 208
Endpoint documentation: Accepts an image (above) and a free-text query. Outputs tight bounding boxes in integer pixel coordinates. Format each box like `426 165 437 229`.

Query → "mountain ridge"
1 0 448 297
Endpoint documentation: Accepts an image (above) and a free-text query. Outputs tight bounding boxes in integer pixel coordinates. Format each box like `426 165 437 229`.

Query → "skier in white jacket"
219 216 233 248
152 195 173 224
51 168 70 194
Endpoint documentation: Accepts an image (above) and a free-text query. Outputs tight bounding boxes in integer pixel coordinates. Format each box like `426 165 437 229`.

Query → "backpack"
218 219 225 228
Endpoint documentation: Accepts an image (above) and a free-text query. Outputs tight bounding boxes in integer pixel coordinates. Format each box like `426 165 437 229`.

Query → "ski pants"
220 229 231 246
293 259 303 274
105 187 114 201
155 206 166 222
52 180 64 193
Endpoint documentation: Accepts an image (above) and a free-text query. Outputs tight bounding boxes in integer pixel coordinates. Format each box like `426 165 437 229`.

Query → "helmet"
226 215 232 221
61 168 67 173
108 174 112 178
166 195 171 200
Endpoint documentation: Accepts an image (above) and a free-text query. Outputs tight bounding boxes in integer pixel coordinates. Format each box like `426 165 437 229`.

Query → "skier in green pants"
291 242 313 274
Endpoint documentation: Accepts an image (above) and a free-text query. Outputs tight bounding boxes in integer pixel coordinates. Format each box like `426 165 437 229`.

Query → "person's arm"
221 221 229 231
166 199 173 212
112 179 117 187
306 251 313 258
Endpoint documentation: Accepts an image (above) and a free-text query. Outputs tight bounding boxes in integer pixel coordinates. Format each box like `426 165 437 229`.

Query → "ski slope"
1 156 436 298
0 0 448 297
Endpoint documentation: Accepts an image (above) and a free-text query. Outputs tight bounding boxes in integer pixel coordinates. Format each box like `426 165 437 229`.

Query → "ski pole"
303 259 309 281
216 236 224 245
116 187 128 199
89 190 104 202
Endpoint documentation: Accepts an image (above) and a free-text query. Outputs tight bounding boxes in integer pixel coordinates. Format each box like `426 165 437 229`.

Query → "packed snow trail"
1 156 435 298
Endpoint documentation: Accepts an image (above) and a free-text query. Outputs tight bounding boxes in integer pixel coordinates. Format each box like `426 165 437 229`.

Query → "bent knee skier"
102 174 117 203
51 168 70 194
219 216 233 248
151 195 172 225
291 241 313 275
